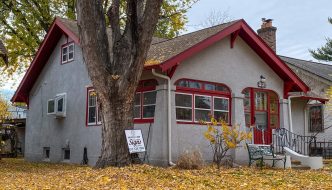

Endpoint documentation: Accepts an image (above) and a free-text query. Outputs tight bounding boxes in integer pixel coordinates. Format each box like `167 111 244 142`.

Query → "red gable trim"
159 20 309 96
12 18 309 104
11 18 79 103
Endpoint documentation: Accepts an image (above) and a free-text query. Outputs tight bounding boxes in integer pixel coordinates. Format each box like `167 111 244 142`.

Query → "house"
11 17 331 166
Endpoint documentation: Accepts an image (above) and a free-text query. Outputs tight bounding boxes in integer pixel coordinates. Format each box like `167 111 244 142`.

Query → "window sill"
61 60 74 65
177 121 231 126
134 119 154 124
86 123 102 127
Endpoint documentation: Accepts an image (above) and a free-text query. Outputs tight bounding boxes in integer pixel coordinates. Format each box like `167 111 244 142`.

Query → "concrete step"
291 164 311 170
291 160 302 165
323 159 332 165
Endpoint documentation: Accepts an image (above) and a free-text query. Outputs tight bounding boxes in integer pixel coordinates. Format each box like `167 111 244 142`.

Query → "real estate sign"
125 129 146 153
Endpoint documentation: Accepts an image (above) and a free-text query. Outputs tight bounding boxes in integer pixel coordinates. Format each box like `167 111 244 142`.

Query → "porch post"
231 92 248 165
279 99 290 131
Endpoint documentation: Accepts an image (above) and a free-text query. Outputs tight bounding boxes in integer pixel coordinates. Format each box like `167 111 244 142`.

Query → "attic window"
61 43 74 64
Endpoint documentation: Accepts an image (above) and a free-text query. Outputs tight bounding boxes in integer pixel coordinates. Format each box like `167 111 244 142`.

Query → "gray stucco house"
12 17 331 166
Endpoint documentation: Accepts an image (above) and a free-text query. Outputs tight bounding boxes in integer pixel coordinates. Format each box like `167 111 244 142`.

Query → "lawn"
0 159 331 190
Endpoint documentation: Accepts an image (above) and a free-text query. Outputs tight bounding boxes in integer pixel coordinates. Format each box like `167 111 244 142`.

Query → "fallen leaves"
0 159 331 190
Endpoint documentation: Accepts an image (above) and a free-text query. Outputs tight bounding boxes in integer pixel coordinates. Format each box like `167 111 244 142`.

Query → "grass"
0 158 331 189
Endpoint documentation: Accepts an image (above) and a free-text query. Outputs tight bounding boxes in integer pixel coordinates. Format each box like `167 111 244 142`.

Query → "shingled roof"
146 20 238 65
280 55 332 82
58 17 237 66
12 17 310 103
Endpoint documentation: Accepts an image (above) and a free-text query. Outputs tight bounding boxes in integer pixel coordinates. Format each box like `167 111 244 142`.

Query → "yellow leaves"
144 59 162 66
0 158 332 189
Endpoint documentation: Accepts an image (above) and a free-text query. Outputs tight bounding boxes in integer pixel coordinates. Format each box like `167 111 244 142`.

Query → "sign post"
125 129 146 154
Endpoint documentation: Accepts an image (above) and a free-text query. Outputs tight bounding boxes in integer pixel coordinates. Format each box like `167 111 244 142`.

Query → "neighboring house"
11 17 330 166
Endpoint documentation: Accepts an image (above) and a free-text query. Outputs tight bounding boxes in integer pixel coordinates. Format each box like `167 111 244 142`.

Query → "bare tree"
76 0 162 168
196 9 233 29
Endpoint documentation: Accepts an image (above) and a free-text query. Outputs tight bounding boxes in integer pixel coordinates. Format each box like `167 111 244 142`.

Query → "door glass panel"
255 92 267 111
255 111 267 131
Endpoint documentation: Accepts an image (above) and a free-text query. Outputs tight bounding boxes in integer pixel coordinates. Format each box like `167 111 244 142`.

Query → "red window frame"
86 87 102 127
134 79 158 123
61 41 75 64
175 78 232 125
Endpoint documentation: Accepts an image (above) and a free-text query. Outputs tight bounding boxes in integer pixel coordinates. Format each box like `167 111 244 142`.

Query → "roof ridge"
279 55 332 67
150 19 241 46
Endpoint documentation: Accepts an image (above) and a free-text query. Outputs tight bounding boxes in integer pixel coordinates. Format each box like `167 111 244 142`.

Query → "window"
214 97 229 123
47 99 55 114
47 93 66 117
309 105 324 132
43 147 50 160
134 79 158 122
175 93 192 121
63 149 70 160
55 94 66 117
175 79 231 124
61 43 74 64
87 89 101 126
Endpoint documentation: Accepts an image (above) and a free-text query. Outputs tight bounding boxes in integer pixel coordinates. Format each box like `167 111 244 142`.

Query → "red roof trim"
239 21 309 93
11 18 79 103
54 18 80 44
160 21 242 72
159 19 309 94
300 96 329 104
12 18 310 104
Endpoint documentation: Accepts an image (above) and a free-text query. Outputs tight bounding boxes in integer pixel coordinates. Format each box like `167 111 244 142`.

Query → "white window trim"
55 93 67 117
87 89 100 126
61 43 75 64
213 96 230 123
175 92 193 122
142 90 157 119
194 94 212 122
47 99 55 115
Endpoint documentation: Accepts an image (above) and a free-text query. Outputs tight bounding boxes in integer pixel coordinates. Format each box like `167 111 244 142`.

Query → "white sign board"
125 129 146 153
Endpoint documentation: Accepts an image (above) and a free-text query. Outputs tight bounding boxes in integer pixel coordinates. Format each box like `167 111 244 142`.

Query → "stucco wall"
169 36 286 164
26 35 101 165
289 65 332 141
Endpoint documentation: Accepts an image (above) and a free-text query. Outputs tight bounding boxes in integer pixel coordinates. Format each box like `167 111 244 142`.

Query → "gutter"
151 69 176 166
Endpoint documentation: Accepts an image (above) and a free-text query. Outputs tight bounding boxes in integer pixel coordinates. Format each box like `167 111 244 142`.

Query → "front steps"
291 160 311 170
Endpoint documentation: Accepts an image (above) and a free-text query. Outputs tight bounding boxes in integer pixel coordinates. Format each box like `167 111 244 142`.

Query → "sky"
1 0 332 95
186 0 332 61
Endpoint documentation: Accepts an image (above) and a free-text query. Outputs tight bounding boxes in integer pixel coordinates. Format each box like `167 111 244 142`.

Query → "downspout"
287 94 303 133
151 69 176 166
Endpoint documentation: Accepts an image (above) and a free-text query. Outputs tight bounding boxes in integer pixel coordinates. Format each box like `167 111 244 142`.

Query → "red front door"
243 88 280 145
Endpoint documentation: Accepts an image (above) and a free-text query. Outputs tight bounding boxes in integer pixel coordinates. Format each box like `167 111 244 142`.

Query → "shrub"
176 149 204 170
202 117 252 168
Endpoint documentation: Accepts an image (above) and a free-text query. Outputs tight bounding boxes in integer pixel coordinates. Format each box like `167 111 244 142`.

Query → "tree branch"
107 0 121 42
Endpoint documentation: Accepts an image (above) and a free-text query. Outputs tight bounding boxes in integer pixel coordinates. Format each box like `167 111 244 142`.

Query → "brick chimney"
257 18 277 52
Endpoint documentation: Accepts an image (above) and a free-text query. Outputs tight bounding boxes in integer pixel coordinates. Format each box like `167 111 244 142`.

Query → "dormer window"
61 43 74 64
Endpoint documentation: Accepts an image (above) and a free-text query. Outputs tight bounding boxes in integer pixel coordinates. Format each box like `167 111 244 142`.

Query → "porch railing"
272 128 316 156
309 141 332 159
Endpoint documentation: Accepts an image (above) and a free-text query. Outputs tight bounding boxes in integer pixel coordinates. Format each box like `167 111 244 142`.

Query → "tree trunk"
95 93 134 168
77 0 162 168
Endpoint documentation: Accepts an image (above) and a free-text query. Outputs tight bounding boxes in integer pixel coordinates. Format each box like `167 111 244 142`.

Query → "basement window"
63 149 70 160
43 147 50 160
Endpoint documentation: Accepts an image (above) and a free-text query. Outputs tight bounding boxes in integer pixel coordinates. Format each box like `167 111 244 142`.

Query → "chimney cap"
262 18 273 23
